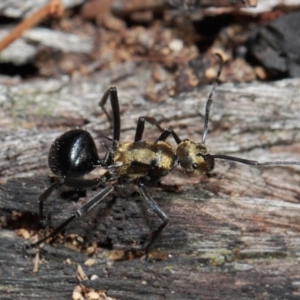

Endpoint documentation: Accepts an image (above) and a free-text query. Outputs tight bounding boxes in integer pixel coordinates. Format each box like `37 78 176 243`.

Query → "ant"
32 54 300 252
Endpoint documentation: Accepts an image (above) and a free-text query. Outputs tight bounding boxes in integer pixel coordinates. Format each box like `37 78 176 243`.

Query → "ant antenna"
203 54 300 169
211 154 300 168
202 53 224 144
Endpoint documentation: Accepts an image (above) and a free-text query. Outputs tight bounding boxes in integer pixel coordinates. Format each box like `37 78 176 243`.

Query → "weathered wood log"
0 65 300 299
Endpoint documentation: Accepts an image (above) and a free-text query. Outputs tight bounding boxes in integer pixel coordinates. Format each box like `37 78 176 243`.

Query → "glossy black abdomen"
48 129 99 178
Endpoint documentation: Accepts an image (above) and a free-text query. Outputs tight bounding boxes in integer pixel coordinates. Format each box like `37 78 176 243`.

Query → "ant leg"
63 178 101 188
39 180 60 220
211 154 300 167
156 127 182 144
134 115 182 145
32 185 114 247
202 53 223 145
99 87 121 144
39 178 102 222
134 116 164 142
138 181 169 253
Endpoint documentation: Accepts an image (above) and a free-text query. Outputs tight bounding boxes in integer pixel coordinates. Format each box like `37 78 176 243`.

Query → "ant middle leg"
138 180 169 253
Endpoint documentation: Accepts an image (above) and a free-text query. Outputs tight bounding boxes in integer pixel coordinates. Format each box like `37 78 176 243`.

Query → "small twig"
246 0 258 7
0 0 64 52
167 0 257 8
111 0 164 15
32 249 40 273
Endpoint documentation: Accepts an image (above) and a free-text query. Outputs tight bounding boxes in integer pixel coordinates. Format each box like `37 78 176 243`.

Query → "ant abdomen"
48 129 99 178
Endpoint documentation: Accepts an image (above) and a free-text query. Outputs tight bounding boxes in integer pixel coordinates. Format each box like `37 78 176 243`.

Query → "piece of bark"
241 0 300 14
0 0 85 18
0 65 300 299
82 0 257 20
247 11 300 78
0 27 93 65
167 0 257 9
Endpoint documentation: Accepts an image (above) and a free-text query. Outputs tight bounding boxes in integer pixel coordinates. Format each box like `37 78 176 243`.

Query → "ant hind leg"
32 185 114 247
39 177 102 225
99 87 121 144
39 179 60 221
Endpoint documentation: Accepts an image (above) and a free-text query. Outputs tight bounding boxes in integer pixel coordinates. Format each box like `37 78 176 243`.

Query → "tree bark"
0 63 300 299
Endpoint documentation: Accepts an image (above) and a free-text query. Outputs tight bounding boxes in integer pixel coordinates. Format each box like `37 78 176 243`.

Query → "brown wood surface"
0 63 300 299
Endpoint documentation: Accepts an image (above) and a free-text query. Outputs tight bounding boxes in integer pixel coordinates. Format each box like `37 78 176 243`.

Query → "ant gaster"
33 54 300 252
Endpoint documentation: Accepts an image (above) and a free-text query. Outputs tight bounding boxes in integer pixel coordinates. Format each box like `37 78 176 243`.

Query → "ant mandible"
32 54 300 252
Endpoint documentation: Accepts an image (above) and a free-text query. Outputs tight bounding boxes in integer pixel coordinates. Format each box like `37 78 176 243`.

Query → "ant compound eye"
192 163 199 169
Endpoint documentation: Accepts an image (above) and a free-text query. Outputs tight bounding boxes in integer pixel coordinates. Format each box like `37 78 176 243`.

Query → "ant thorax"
110 140 177 181
176 140 214 175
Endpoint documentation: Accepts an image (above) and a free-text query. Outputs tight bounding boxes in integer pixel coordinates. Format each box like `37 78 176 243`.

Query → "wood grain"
0 64 300 299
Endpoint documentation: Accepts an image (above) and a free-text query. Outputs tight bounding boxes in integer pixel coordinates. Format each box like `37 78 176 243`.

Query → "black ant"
32 54 300 252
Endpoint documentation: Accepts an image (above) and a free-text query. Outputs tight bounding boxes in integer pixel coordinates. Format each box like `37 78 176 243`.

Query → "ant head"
48 129 99 178
176 140 214 174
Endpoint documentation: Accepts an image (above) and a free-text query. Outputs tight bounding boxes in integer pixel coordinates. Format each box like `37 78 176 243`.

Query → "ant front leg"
135 116 182 145
138 180 169 253
134 116 165 141
99 87 121 145
156 127 182 145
